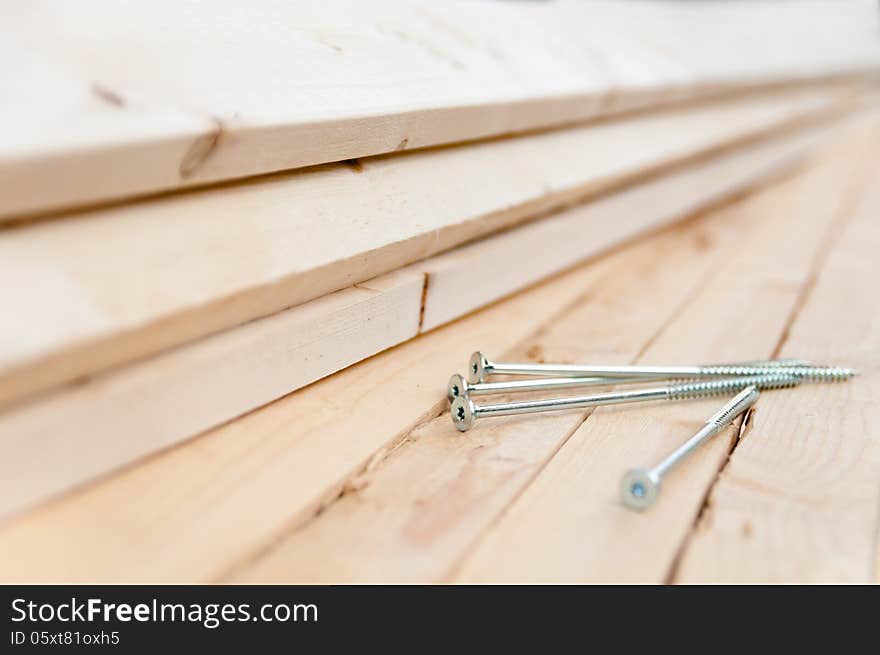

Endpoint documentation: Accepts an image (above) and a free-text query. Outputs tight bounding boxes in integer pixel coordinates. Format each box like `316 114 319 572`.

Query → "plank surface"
0 123 832 519
231 118 879 583
231 210 775 582
450 123 880 583
2 0 878 218
672 161 880 583
0 233 621 582
0 87 850 412
1 118 872 583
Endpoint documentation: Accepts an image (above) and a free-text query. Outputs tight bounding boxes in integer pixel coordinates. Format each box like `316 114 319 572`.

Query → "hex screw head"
468 351 490 384
447 373 467 403
620 468 662 510
450 395 476 432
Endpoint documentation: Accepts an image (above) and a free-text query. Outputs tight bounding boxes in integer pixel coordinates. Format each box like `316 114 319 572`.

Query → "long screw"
466 351 853 384
620 385 760 511
449 374 797 431
447 358 812 403
446 373 659 404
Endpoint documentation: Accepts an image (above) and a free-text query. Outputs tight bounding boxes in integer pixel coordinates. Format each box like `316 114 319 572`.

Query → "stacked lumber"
1 0 878 583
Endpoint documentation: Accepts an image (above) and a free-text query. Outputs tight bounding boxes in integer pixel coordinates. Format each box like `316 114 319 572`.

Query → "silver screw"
466 351 853 384
447 358 810 403
450 374 797 432
620 385 760 511
446 373 658 404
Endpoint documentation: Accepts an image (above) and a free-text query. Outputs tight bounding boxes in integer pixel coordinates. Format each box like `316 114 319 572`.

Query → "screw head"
450 395 476 431
468 351 490 384
447 373 467 404
620 468 661 511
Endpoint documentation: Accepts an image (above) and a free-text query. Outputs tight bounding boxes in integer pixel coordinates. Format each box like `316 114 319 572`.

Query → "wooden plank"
0 119 866 583
1 0 878 219
229 205 789 582
230 119 878 583
0 230 624 582
0 87 856 412
235 118 872 582
419 121 826 331
446 122 880 583
672 162 880 583
0 122 835 520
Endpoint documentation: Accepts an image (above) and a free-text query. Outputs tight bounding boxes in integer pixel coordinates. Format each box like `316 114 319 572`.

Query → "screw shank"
475 387 670 418
489 362 703 379
651 386 759 478
652 423 719 479
469 375 653 396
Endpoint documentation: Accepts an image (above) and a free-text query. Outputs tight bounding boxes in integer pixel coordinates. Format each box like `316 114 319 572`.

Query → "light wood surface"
3 115 877 583
235 117 880 583
0 232 618 582
418 121 828 332
0 122 833 520
672 158 880 583
0 176 753 581
0 87 849 413
451 128 879 583
2 0 878 218
232 186 795 583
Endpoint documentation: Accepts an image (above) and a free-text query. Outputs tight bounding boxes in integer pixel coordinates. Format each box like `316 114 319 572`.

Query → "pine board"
0 121 833 519
0 86 850 412
672 157 880 583
2 116 876 582
2 0 878 218
0 234 625 582
233 117 880 583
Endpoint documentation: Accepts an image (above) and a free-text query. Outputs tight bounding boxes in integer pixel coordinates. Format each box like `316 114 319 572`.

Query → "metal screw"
446 373 658 404
450 373 797 432
447 358 810 403
466 351 853 384
620 385 760 511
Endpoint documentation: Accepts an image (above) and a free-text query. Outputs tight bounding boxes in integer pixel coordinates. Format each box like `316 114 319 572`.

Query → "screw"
446 373 657 404
447 358 810 404
466 351 853 384
620 385 759 511
450 374 797 431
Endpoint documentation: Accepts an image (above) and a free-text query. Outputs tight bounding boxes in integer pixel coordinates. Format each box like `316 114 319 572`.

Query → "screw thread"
706 387 759 426
666 374 799 401
718 358 809 368
697 364 854 382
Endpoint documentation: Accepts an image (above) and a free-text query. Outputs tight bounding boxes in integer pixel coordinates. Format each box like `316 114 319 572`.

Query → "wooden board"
0 121 834 520
672 160 880 583
0 228 633 582
0 87 855 412
2 0 878 219
232 117 880 583
2 115 876 583
449 127 880 584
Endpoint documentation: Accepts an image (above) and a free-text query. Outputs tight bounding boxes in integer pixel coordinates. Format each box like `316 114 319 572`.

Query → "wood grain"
2 0 878 218
232 120 878 583
0 229 623 582
418 121 830 332
0 86 850 413
225 116 872 582
449 121 880 583
672 158 880 583
230 188 792 583
0 122 835 520
1 118 871 583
